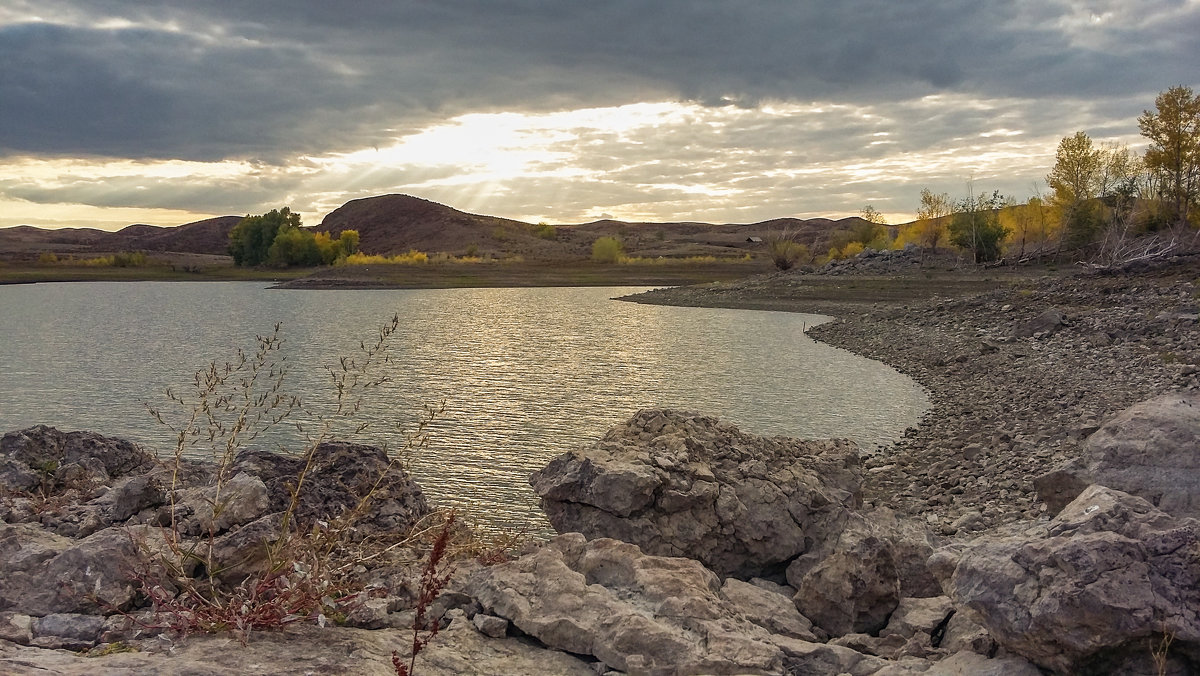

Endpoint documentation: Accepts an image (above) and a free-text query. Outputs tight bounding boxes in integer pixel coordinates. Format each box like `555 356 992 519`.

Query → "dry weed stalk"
136 314 449 643
1149 624 1175 676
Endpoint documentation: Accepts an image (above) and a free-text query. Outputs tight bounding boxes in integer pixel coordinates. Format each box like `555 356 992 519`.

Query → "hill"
314 194 569 258
104 216 242 255
0 194 885 262
315 193 875 260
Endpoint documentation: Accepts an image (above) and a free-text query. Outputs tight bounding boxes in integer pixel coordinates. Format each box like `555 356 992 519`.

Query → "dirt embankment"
622 258 1200 535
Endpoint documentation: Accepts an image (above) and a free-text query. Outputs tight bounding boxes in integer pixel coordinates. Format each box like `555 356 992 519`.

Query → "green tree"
229 207 302 266
949 189 1009 263
338 230 360 256
267 226 322 267
591 236 624 263
1139 85 1200 228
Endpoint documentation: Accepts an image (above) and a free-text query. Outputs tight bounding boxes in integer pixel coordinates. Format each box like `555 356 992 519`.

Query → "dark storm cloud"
3 0 1197 162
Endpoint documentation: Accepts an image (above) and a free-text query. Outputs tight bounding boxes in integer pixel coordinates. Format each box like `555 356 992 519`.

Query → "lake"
0 282 927 532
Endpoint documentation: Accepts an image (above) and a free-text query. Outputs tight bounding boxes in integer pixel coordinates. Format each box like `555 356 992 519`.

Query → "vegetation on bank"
764 85 1200 270
228 207 360 267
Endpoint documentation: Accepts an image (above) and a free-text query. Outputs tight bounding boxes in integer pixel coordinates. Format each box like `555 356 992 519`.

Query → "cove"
0 282 928 531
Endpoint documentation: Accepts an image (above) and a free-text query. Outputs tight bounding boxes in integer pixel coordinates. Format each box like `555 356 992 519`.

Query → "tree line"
771 85 1200 268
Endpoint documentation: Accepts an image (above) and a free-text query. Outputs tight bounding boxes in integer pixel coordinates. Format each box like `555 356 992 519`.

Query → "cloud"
1 0 1197 227
4 0 1197 162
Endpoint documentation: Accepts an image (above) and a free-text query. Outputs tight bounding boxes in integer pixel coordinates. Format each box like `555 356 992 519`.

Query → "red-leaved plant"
393 511 456 676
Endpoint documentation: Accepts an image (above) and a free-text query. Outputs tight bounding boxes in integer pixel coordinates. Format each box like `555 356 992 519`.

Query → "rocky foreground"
2 257 1200 674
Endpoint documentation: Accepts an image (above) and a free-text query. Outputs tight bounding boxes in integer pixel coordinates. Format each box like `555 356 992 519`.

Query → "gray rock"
938 609 994 655
471 612 509 638
1038 393 1200 518
870 650 1043 675
173 472 270 536
0 457 39 492
721 577 817 641
766 634 887 675
0 426 154 489
234 441 431 536
788 512 901 637
0 613 32 645
204 512 284 583
91 473 168 525
1012 308 1067 338
467 533 788 675
343 598 390 630
531 409 862 578
880 596 954 641
0 523 179 616
943 484 1200 673
32 613 106 646
0 616 598 675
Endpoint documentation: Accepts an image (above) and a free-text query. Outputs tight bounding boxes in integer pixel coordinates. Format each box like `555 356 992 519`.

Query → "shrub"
534 224 557 240
591 236 623 263
766 238 809 270
37 252 58 264
341 250 428 265
841 241 865 258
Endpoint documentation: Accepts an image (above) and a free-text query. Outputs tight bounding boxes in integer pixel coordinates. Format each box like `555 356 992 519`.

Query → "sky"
1 1 1198 230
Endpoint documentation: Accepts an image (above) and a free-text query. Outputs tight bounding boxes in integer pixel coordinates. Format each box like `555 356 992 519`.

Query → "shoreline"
619 264 1200 535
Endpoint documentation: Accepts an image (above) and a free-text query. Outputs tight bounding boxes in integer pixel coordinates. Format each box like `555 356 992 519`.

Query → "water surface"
0 282 927 530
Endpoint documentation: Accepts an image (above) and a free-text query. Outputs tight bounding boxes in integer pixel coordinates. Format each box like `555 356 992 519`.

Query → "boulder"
0 457 39 493
172 471 270 536
0 524 159 616
789 512 900 637
530 409 862 578
1012 308 1068 338
721 577 817 641
880 596 954 642
0 426 155 491
785 509 941 638
468 533 795 674
941 484 1200 673
1036 393 1200 518
869 650 1043 675
234 441 431 535
0 615 600 676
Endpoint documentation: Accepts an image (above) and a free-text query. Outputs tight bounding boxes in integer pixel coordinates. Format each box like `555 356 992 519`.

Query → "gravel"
622 256 1200 536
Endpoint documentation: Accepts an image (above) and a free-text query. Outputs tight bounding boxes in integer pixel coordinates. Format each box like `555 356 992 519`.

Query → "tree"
229 207 302 266
949 189 1009 263
1139 85 1200 228
267 226 322 267
914 188 952 252
1046 131 1101 205
859 205 887 224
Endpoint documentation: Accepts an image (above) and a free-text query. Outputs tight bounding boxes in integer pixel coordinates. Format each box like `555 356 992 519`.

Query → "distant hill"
0 194 887 261
314 193 876 259
104 216 242 255
315 194 567 258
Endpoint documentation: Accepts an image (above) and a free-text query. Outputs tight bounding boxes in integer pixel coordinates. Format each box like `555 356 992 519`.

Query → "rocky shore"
623 253 1200 534
3 252 1200 674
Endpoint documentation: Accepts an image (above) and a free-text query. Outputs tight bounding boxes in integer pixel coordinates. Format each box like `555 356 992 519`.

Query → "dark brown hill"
104 216 241 255
0 225 107 253
315 194 566 258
